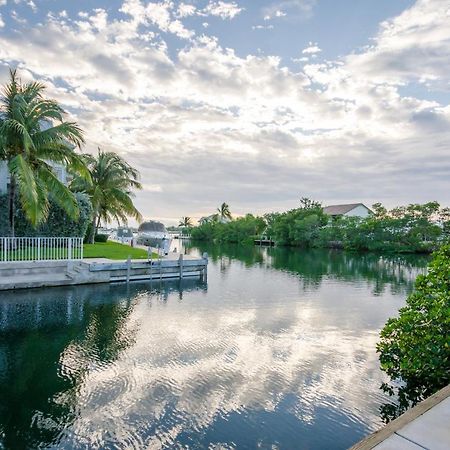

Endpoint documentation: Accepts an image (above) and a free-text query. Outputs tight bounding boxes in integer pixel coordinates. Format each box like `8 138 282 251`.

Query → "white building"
0 162 8 194
323 203 372 219
0 160 68 194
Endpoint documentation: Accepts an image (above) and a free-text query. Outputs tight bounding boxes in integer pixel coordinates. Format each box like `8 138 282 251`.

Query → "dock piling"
126 256 131 283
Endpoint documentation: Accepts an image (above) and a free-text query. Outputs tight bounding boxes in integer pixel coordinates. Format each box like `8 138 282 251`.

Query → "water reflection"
0 248 428 449
0 280 206 449
188 243 428 296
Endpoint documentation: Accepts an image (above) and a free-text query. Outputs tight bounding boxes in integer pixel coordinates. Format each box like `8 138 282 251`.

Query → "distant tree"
217 202 232 221
372 202 387 219
71 149 142 243
179 217 193 228
299 197 322 210
0 68 89 235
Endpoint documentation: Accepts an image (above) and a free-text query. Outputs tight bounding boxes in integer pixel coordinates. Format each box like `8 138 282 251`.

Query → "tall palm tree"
0 68 89 235
179 217 193 228
71 149 143 243
217 202 232 221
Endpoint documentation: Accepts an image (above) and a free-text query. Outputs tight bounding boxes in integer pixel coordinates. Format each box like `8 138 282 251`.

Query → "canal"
0 244 429 449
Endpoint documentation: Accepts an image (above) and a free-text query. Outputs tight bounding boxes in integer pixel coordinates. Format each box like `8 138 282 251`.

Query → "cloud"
0 0 449 223
0 14 4 28
263 0 317 21
203 1 243 20
302 43 321 54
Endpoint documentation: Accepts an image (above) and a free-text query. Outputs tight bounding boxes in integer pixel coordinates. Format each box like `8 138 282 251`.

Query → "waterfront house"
0 160 69 195
323 203 372 219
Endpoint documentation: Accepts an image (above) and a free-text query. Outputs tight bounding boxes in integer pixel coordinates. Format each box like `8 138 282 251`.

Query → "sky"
0 0 449 225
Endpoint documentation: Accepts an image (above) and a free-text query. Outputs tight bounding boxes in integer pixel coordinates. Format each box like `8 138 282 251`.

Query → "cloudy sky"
0 0 449 224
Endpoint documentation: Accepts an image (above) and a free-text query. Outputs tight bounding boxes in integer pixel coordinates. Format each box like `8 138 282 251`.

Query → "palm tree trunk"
8 176 15 238
89 214 97 244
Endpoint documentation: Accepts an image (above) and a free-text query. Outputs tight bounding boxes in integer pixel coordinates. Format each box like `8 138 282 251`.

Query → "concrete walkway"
352 385 450 449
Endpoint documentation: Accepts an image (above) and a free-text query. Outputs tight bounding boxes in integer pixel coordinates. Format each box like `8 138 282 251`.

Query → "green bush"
0 192 92 237
377 244 450 422
94 233 109 243
0 194 10 236
191 214 266 244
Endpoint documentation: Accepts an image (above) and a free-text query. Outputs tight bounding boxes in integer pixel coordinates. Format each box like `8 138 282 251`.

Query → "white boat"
137 221 171 255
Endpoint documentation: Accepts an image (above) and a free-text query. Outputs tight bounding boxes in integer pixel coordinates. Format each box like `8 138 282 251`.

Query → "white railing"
0 237 84 262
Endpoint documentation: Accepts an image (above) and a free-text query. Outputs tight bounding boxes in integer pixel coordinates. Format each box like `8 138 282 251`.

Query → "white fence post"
0 237 83 263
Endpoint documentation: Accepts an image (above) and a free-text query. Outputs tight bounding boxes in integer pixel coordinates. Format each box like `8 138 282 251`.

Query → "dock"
0 253 208 291
351 384 450 449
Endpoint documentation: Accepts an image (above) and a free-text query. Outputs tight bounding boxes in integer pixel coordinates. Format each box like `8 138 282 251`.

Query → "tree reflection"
188 242 429 295
0 279 204 449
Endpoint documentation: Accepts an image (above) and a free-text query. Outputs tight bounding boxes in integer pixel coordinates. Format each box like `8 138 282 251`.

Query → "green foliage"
267 200 328 247
94 233 109 243
0 193 9 235
191 214 266 244
0 192 92 237
71 148 142 243
0 68 89 229
377 244 450 422
191 199 446 253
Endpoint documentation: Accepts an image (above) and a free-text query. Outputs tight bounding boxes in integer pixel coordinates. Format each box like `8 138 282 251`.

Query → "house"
0 160 69 195
323 203 372 219
0 120 70 195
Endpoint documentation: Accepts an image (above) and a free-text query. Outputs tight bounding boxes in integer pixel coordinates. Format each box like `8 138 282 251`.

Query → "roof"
323 203 369 216
138 221 167 232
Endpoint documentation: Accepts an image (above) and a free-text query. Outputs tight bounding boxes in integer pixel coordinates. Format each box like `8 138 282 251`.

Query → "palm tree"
179 217 193 228
217 202 232 221
0 68 89 235
71 148 143 243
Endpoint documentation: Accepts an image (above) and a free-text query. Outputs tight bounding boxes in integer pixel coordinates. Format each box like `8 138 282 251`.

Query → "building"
0 120 70 195
0 162 8 194
0 160 69 194
323 203 372 219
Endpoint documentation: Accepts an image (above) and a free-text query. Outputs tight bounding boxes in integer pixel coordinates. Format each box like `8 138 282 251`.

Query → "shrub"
0 192 92 237
94 233 109 243
0 194 9 236
377 244 450 422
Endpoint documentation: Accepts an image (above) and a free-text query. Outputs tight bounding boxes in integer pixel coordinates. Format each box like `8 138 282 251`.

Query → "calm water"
0 244 429 450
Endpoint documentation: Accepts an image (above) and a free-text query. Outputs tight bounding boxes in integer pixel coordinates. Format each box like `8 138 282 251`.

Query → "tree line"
189 198 449 253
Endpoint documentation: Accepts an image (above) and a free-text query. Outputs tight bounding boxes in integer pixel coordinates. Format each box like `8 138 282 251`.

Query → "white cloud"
263 0 317 21
0 0 449 222
302 43 321 54
0 14 4 28
177 2 196 18
203 1 243 20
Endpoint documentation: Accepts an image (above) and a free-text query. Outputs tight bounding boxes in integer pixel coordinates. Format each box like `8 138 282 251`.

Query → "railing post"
179 253 184 279
126 256 131 283
68 237 72 260
37 238 41 261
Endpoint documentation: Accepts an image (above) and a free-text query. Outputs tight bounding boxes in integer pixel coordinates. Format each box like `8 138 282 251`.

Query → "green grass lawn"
83 241 157 260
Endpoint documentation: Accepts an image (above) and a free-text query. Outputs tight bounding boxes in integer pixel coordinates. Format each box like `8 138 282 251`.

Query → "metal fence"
0 237 83 262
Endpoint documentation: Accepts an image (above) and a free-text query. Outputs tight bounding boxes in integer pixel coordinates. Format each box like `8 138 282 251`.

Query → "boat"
136 221 171 254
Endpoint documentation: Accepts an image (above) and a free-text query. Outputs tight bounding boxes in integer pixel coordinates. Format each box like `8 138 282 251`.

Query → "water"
0 244 429 449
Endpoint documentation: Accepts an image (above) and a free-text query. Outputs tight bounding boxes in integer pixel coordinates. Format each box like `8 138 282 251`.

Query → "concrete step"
0 273 73 290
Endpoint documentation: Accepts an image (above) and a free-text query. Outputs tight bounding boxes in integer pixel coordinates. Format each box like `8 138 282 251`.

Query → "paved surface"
373 396 450 449
352 385 450 450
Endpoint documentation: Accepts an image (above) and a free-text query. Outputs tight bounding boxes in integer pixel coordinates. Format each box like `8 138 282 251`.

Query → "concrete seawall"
0 255 208 291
